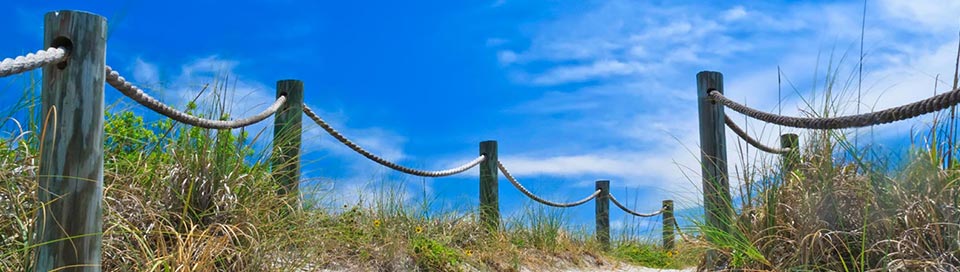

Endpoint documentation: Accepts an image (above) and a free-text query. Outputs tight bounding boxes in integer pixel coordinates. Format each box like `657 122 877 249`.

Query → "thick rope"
497 161 601 208
608 194 665 217
0 47 68 78
724 116 791 155
710 89 960 129
303 104 485 177
106 66 285 129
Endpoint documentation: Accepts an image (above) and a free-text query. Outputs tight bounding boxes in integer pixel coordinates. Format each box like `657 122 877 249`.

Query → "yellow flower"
464 250 473 257
415 226 424 234
373 220 382 227
666 251 673 257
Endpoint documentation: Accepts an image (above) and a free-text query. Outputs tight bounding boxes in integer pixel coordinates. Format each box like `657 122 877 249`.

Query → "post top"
278 79 303 84
45 10 106 20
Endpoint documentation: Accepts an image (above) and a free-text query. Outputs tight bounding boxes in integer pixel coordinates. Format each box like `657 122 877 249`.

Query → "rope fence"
4 11 685 269
710 89 960 129
723 116 791 155
106 66 287 129
0 47 67 78
498 161 600 208
303 104 486 177
696 71 960 267
609 193 666 217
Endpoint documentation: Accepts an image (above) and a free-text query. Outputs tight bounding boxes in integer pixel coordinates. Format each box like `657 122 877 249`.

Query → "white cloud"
723 6 748 21
531 60 647 85
490 0 960 212
879 0 960 32
132 58 159 84
497 50 518 65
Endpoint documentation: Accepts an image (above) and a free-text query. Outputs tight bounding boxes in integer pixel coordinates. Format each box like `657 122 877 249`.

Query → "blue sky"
3 0 960 237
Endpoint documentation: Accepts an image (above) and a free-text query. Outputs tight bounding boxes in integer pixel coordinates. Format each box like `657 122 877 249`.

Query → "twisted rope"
106 66 285 129
724 116 791 155
710 89 960 129
497 161 601 208
303 104 485 177
673 219 696 243
0 47 68 78
609 193 665 217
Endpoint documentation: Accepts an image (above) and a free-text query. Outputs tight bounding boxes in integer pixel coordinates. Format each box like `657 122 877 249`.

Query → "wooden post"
765 133 799 238
780 133 799 174
697 71 732 268
35 10 107 272
479 140 499 231
662 199 675 251
273 80 304 198
595 180 610 250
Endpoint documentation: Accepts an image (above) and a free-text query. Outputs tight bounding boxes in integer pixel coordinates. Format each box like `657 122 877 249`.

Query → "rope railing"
497 161 601 208
0 47 68 78
609 193 666 217
723 116 791 155
303 104 486 177
710 89 960 129
106 66 286 129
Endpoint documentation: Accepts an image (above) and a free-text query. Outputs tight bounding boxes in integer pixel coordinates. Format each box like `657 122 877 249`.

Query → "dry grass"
0 76 695 271
699 45 960 271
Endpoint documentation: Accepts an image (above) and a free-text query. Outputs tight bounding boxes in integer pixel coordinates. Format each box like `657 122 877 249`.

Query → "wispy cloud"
490 0 960 210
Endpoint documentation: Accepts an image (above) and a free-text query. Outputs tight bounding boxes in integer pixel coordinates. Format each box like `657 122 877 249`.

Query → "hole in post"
50 36 73 70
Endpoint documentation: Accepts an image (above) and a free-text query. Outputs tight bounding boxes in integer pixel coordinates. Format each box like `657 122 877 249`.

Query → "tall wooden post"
36 10 107 272
595 180 610 250
273 80 304 198
662 199 675 251
479 140 499 231
780 133 799 174
697 71 731 268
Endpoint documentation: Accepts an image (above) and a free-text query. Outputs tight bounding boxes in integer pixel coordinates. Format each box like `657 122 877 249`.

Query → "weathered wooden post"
697 71 732 268
780 133 799 174
36 10 107 272
765 133 799 238
595 180 610 250
273 80 304 198
662 199 675 251
479 140 499 231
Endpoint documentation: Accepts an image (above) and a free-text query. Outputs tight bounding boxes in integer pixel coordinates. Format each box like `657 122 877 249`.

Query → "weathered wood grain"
273 80 304 198
479 140 499 231
36 10 107 272
662 199 675 251
697 71 731 268
595 180 610 250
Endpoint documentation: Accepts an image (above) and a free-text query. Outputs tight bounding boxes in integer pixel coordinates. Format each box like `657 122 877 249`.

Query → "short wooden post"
595 180 610 250
780 133 799 174
662 199 675 251
697 71 732 268
273 80 304 198
479 140 499 231
35 10 107 272
765 133 799 237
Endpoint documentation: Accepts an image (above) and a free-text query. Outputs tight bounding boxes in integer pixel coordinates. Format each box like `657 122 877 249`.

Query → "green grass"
0 72 695 271
694 42 960 271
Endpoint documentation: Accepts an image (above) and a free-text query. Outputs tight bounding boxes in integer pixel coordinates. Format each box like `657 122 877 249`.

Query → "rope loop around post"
710 89 960 129
105 66 286 129
303 104 486 177
498 161 601 208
